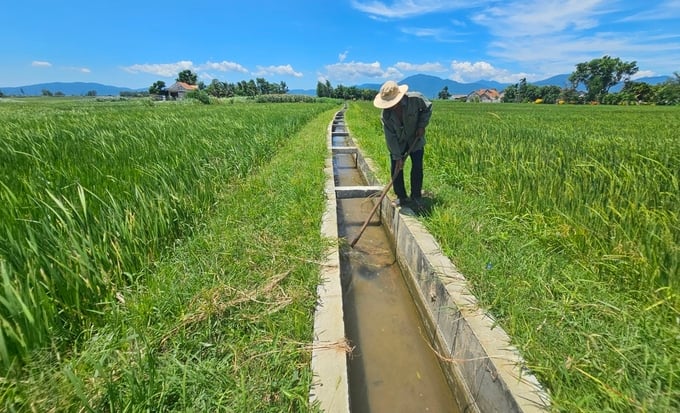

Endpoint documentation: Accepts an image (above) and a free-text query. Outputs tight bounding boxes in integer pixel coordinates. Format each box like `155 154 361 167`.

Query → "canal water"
331 113 460 413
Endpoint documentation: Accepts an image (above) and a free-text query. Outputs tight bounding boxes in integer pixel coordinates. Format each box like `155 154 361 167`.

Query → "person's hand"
395 158 404 171
415 127 425 138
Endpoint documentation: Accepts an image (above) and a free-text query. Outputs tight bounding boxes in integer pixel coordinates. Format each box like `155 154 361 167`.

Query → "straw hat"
373 80 408 109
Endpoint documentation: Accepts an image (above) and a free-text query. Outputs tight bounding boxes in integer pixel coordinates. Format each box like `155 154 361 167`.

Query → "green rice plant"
347 101 679 412
0 99 336 369
1 102 336 412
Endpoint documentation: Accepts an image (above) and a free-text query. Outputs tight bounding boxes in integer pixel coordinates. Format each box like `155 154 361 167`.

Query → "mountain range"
1 74 672 98
0 82 144 97
347 73 671 98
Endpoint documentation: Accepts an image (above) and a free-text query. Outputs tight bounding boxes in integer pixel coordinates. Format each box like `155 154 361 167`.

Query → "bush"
186 90 211 104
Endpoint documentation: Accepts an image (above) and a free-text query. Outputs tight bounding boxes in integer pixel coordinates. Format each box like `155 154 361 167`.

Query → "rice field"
1 97 678 412
346 101 679 412
0 98 338 411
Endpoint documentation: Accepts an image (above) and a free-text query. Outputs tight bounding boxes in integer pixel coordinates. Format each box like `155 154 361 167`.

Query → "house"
166 81 198 100
466 88 502 103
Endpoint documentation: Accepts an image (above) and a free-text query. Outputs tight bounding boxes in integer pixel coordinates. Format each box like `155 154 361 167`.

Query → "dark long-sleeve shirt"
380 92 432 160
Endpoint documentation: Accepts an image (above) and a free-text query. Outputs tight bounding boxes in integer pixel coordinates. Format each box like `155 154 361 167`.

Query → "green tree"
41 89 53 96
272 81 288 94
517 78 527 102
149 80 166 95
334 85 349 99
654 72 680 105
255 77 269 95
205 79 226 97
522 84 541 102
176 70 198 85
538 85 562 104
438 86 451 100
568 55 638 102
316 80 332 98
86 90 97 97
619 81 654 104
560 87 582 104
502 84 517 102
237 80 257 97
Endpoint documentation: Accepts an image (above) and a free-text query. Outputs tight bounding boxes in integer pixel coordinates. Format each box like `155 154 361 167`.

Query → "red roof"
167 81 198 92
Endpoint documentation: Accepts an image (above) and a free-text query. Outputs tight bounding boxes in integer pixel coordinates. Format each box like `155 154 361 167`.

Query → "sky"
1 0 679 90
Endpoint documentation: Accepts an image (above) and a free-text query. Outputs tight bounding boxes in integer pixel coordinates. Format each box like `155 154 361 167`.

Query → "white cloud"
253 64 303 78
65 66 90 74
200 61 248 73
123 61 195 77
619 0 680 22
32 61 52 67
350 0 480 19
449 60 530 83
395 61 447 73
323 61 400 84
339 51 349 62
473 0 606 38
632 70 655 79
400 26 461 42
123 60 262 82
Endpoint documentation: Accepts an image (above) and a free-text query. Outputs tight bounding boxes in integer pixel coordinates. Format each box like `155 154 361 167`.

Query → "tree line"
502 56 680 105
149 70 290 98
145 57 679 105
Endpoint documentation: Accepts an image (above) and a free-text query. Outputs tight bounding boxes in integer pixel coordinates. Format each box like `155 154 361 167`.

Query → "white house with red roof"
167 81 198 100
466 88 503 103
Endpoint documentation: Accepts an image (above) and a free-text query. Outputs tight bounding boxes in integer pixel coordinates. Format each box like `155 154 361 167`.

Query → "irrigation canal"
310 108 550 413
331 110 460 412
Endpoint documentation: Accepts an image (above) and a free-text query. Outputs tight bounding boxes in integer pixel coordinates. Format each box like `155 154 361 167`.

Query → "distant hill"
533 74 571 88
391 74 510 98
2 75 672 97
610 76 672 92
359 74 553 98
393 74 672 97
0 82 144 96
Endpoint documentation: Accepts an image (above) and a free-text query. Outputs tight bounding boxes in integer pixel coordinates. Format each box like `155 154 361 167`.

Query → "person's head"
373 80 408 109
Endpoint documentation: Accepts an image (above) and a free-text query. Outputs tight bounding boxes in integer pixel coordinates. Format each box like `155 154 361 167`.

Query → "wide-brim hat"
373 80 408 109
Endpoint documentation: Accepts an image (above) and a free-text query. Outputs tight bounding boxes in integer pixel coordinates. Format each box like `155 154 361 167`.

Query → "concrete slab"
334 185 383 199
331 146 357 154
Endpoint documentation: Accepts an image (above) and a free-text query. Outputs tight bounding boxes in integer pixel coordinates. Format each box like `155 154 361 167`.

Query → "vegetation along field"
347 101 679 412
0 96 678 412
0 98 338 411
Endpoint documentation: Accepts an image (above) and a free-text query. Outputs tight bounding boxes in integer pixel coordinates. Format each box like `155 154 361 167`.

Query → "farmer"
373 80 432 207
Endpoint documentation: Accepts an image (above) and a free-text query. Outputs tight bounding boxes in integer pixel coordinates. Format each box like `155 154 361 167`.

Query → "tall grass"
0 99 335 369
346 101 679 412
1 102 336 412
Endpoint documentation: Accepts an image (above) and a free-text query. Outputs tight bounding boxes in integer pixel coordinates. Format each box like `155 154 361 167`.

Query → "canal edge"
309 108 351 413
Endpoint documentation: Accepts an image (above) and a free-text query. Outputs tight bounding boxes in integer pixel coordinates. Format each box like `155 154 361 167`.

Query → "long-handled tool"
350 136 420 248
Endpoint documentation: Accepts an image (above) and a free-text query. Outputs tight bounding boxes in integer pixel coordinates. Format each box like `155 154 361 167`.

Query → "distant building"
167 82 198 100
466 88 502 103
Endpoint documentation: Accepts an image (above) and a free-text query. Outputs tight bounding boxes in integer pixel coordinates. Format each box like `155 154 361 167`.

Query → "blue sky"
1 0 679 90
